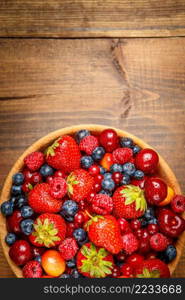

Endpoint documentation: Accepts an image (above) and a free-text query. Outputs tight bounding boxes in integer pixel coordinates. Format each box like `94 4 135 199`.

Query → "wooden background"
0 0 185 278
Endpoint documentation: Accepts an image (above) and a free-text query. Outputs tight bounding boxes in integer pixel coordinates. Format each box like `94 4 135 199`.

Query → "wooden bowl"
0 124 185 278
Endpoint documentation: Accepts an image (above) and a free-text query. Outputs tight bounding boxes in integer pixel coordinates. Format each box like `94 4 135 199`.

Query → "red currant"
78 200 87 210
146 252 157 260
94 174 104 184
22 168 33 183
88 164 100 176
66 223 75 237
147 224 159 235
99 129 119 152
112 172 123 184
130 219 141 231
126 254 144 268
31 172 42 184
74 212 85 227
54 170 66 179
139 238 151 254
111 266 121 278
141 229 150 240
22 182 33 193
120 263 134 277
86 191 96 203
46 176 54 184
117 218 132 234
116 251 126 262
135 228 143 239
94 183 101 193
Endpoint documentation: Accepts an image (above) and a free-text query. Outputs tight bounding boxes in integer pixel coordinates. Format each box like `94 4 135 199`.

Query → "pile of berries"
1 128 185 278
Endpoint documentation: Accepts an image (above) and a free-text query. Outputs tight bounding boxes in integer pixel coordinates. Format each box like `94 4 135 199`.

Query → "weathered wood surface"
0 0 185 37
0 38 184 277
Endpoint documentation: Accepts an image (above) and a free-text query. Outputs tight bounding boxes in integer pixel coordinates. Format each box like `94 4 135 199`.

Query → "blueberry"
120 137 134 148
102 178 115 191
120 174 131 185
75 129 90 144
60 212 74 222
1 201 14 216
34 255 42 263
99 190 112 197
133 145 141 155
5 233 17 246
110 163 123 173
16 196 27 209
163 245 177 263
20 205 34 218
140 218 148 227
20 219 34 235
12 173 24 186
71 268 81 278
100 166 106 174
11 185 22 196
73 228 87 242
148 218 158 225
60 273 71 278
103 172 112 180
92 147 105 161
133 170 144 180
9 196 18 206
122 163 136 176
61 200 78 217
115 261 124 268
80 156 94 169
40 164 54 177
66 258 76 268
144 208 155 220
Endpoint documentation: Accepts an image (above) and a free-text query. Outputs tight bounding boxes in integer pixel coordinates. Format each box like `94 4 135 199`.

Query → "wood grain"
0 38 185 277
0 0 185 37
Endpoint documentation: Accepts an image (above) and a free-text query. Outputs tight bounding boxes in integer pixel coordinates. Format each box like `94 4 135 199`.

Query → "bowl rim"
0 124 184 278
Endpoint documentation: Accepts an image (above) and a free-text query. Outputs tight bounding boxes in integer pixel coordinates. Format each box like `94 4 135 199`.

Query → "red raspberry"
112 148 133 164
49 177 67 199
58 238 78 260
171 195 185 213
92 194 113 215
120 263 134 277
23 260 43 278
150 233 168 252
24 151 44 171
122 233 139 254
79 135 99 155
117 218 132 234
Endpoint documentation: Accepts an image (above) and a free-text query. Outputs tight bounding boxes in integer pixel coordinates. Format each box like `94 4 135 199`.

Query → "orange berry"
158 186 175 206
41 250 65 277
100 153 113 171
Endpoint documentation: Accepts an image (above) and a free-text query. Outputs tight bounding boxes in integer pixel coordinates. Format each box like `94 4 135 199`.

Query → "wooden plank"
0 0 185 37
0 38 184 277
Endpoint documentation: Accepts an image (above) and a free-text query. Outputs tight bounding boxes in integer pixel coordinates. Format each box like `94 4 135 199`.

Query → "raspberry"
150 233 168 252
122 233 139 254
112 148 133 164
171 195 185 213
58 238 78 260
23 260 43 278
24 152 44 171
79 135 99 155
92 194 113 215
49 177 67 199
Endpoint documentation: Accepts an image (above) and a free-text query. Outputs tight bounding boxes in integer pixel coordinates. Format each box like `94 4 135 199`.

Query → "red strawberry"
135 148 159 174
46 135 81 173
29 213 66 248
86 214 122 254
58 238 78 260
134 258 170 278
112 148 133 164
79 135 99 155
77 242 113 278
67 169 94 202
23 261 43 278
28 183 62 213
6 210 23 233
24 151 44 171
113 185 147 219
122 233 139 254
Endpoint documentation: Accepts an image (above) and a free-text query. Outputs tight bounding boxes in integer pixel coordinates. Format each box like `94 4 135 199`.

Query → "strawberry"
67 169 94 202
28 183 62 213
76 242 113 278
24 151 44 172
46 135 81 173
112 185 147 219
112 148 133 164
79 135 99 155
134 258 170 278
85 214 122 254
29 213 66 248
23 261 43 278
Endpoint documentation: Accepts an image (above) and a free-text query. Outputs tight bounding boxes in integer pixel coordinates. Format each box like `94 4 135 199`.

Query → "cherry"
158 209 185 238
117 218 131 234
130 219 141 231
99 129 119 152
32 247 45 257
111 266 121 278
147 224 159 235
88 164 100 176
112 172 123 184
144 177 167 205
171 195 185 213
135 148 159 174
126 254 144 269
9 240 32 265
7 210 23 233
120 263 134 277
94 174 104 184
